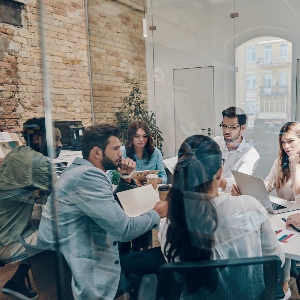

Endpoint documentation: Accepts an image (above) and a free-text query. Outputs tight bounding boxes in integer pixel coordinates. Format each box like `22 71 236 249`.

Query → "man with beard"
37 124 165 300
213 106 260 192
0 117 62 300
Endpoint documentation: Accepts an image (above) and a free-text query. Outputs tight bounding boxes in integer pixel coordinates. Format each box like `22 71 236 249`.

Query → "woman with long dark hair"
159 135 284 299
122 120 167 184
112 121 167 252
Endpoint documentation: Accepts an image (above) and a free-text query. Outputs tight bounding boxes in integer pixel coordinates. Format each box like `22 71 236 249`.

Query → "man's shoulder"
242 141 260 157
213 136 223 144
63 160 109 182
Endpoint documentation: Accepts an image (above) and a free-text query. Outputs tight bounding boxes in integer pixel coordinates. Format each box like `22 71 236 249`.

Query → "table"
269 211 300 260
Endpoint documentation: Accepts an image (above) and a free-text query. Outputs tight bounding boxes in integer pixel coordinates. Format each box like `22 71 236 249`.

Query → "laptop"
232 170 300 214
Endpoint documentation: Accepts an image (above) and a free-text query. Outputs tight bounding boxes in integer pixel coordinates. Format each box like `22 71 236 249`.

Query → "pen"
282 218 300 233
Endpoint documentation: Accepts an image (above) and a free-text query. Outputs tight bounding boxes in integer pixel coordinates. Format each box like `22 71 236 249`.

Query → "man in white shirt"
214 106 260 192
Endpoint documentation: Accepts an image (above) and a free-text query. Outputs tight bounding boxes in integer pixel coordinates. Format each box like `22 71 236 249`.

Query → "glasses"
219 123 241 132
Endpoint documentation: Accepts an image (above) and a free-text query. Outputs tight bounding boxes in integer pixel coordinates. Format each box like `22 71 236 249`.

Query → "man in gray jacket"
37 124 164 299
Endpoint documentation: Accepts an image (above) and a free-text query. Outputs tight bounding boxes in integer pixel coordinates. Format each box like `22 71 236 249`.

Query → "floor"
0 262 299 300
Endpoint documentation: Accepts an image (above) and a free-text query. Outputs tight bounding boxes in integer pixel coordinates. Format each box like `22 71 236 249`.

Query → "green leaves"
115 78 164 154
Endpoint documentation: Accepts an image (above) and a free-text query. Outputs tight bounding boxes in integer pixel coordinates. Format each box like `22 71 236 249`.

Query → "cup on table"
146 174 159 190
158 184 170 201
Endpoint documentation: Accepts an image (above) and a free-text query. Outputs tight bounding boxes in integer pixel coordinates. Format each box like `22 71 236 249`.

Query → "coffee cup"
158 184 170 201
146 174 158 190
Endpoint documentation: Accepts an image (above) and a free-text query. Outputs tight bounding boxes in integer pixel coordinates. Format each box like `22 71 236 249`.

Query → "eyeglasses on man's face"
219 123 241 132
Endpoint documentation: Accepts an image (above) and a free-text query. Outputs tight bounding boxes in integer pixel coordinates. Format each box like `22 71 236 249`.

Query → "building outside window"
246 101 256 114
264 73 272 94
264 45 272 64
246 74 256 90
246 46 256 62
280 43 288 59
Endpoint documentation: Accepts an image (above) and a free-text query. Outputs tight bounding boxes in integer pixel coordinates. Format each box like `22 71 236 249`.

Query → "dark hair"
277 122 300 187
81 124 120 159
222 106 247 125
22 117 46 146
164 135 222 293
125 121 154 162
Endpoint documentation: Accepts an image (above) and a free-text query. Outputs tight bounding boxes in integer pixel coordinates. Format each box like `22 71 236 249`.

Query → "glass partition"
2 0 300 299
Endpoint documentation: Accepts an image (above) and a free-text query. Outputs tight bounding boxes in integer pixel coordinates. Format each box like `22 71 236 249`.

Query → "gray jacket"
37 157 160 300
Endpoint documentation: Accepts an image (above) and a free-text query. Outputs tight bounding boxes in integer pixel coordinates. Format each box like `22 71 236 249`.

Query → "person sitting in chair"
159 134 284 299
0 117 62 300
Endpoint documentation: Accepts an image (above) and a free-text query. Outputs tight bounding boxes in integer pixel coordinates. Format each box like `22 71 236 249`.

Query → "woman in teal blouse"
121 121 167 184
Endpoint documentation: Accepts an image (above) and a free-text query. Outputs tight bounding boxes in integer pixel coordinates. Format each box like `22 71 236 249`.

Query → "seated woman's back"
159 135 284 300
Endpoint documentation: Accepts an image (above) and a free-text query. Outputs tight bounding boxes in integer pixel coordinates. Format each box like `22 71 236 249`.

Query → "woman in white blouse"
264 122 300 203
233 121 300 297
159 134 284 299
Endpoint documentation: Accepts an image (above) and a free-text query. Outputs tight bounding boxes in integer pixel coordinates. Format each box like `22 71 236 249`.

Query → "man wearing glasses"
214 106 260 192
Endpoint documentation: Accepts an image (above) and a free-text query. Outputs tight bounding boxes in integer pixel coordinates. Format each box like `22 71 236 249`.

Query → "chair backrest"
156 256 281 300
18 236 73 300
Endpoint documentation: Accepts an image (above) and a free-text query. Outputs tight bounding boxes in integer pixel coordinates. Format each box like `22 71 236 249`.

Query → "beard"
102 153 120 171
224 130 241 143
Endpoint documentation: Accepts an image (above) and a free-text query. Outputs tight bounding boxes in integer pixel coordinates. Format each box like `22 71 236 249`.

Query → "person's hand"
219 177 227 190
153 200 168 218
117 158 136 175
286 213 300 230
289 153 300 168
231 184 241 196
157 178 162 184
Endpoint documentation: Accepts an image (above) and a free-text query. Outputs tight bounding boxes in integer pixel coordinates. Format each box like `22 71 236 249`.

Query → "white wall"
145 0 300 162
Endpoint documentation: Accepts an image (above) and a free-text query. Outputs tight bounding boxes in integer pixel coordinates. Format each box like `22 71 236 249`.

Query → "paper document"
163 156 178 174
116 185 160 217
275 228 300 244
0 132 13 142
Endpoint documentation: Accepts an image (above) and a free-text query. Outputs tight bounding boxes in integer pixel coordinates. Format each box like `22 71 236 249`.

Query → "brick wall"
88 0 147 123
0 0 92 132
0 0 147 131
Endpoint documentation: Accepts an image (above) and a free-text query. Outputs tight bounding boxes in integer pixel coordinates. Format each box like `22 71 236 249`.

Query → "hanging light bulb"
142 18 147 37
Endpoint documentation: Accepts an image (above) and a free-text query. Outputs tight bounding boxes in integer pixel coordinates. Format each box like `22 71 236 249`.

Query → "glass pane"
146 0 235 157
235 0 297 178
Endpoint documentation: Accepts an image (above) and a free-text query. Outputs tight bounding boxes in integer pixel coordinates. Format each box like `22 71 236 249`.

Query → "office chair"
18 236 74 300
138 256 284 300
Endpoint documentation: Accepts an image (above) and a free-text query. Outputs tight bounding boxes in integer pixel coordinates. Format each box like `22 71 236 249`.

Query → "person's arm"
286 213 300 230
260 218 285 267
155 148 167 184
264 159 278 193
289 154 300 200
73 169 160 242
224 148 260 192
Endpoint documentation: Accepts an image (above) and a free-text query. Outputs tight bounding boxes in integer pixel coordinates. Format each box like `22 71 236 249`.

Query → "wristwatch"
119 173 132 179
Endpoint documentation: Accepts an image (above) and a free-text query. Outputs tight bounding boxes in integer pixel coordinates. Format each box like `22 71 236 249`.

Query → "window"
246 46 256 62
279 71 287 86
264 73 272 94
264 45 272 64
0 0 23 27
246 74 256 90
280 44 288 59
246 101 256 114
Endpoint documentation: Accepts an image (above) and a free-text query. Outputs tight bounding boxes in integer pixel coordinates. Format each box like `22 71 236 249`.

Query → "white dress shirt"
213 136 260 192
158 193 284 299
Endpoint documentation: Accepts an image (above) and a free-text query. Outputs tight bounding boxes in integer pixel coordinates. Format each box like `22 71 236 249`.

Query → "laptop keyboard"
271 202 287 210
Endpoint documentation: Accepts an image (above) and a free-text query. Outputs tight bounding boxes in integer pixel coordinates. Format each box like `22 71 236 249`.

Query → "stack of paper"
116 185 160 217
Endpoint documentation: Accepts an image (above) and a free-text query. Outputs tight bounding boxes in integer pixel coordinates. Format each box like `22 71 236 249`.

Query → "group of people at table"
1 106 300 300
